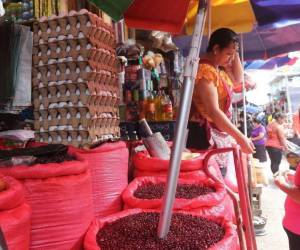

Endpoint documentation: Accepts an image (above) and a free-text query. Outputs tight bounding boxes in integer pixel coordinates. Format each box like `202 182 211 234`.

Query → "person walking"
266 113 288 175
251 117 267 163
275 166 300 250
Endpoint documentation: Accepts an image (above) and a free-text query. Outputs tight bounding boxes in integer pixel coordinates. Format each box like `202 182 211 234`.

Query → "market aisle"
256 159 289 250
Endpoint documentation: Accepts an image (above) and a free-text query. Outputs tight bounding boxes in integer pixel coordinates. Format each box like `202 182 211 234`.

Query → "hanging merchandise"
13 25 33 107
117 37 184 124
4 1 34 23
32 9 120 147
84 209 238 250
0 23 33 110
70 141 128 218
149 31 178 52
0 0 4 17
0 175 31 250
0 23 21 109
0 145 93 250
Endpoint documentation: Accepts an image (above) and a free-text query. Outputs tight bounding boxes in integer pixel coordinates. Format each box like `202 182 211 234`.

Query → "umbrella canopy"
173 21 300 60
245 104 263 114
91 0 300 35
90 0 300 60
245 54 299 70
250 0 300 28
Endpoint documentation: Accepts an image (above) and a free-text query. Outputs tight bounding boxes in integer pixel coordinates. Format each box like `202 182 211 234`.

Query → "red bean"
97 212 225 249
133 183 215 199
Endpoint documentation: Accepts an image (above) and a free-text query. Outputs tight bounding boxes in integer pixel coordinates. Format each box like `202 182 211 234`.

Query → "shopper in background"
275 165 300 250
237 112 253 136
187 28 255 176
251 117 267 163
266 113 288 175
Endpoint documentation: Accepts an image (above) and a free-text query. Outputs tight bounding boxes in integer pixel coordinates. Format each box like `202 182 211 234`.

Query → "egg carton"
33 82 90 107
35 126 120 147
36 129 90 147
33 10 115 47
33 86 119 112
33 38 116 66
32 61 117 88
34 105 119 128
33 46 116 68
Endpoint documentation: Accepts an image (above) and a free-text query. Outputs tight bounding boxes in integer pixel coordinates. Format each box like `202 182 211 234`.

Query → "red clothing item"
283 166 300 235
266 122 283 150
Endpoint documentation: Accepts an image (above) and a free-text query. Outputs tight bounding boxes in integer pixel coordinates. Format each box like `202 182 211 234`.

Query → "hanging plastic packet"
173 50 181 74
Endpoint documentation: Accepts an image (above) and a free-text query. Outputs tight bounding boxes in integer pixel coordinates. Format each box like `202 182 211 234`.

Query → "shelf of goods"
32 9 120 147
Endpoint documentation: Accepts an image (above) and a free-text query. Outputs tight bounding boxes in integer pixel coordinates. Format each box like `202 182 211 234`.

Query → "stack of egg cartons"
32 9 120 147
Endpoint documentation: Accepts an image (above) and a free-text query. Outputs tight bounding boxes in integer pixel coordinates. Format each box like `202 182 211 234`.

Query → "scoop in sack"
139 119 170 160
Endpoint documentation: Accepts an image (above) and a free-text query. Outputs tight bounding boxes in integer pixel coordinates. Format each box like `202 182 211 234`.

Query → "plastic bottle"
154 91 162 121
161 94 173 121
146 93 156 121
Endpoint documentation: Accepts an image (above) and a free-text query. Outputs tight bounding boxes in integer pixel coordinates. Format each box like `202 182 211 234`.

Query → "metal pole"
157 0 208 238
285 75 292 116
240 34 247 137
207 0 212 38
240 33 254 218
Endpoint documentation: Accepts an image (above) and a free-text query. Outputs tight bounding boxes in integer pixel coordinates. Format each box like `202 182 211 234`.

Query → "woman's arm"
194 79 254 154
224 52 243 85
275 176 300 204
251 132 264 141
277 126 288 150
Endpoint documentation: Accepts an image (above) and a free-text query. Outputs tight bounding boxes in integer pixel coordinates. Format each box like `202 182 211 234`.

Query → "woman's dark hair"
207 28 239 52
273 112 285 121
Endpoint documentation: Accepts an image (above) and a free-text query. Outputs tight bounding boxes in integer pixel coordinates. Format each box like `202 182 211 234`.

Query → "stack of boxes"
32 9 120 147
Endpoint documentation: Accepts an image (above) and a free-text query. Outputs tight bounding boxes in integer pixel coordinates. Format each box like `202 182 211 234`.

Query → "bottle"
131 131 139 141
161 94 173 121
146 93 156 121
154 91 162 121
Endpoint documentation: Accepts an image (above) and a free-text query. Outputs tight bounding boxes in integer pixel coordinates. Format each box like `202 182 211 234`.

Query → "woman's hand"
274 173 300 204
236 134 255 154
274 175 288 189
224 52 243 85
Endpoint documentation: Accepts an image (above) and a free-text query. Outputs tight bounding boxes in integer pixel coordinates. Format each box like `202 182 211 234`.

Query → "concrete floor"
255 159 290 250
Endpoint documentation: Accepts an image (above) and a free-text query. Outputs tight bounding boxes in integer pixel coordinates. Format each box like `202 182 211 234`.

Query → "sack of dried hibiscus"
84 209 238 250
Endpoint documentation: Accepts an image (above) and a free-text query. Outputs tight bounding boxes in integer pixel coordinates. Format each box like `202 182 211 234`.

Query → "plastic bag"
0 203 31 250
84 209 238 250
0 152 93 250
71 141 128 218
133 150 207 172
0 176 31 250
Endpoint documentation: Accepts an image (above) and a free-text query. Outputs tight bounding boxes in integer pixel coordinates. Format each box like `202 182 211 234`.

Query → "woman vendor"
187 28 255 176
